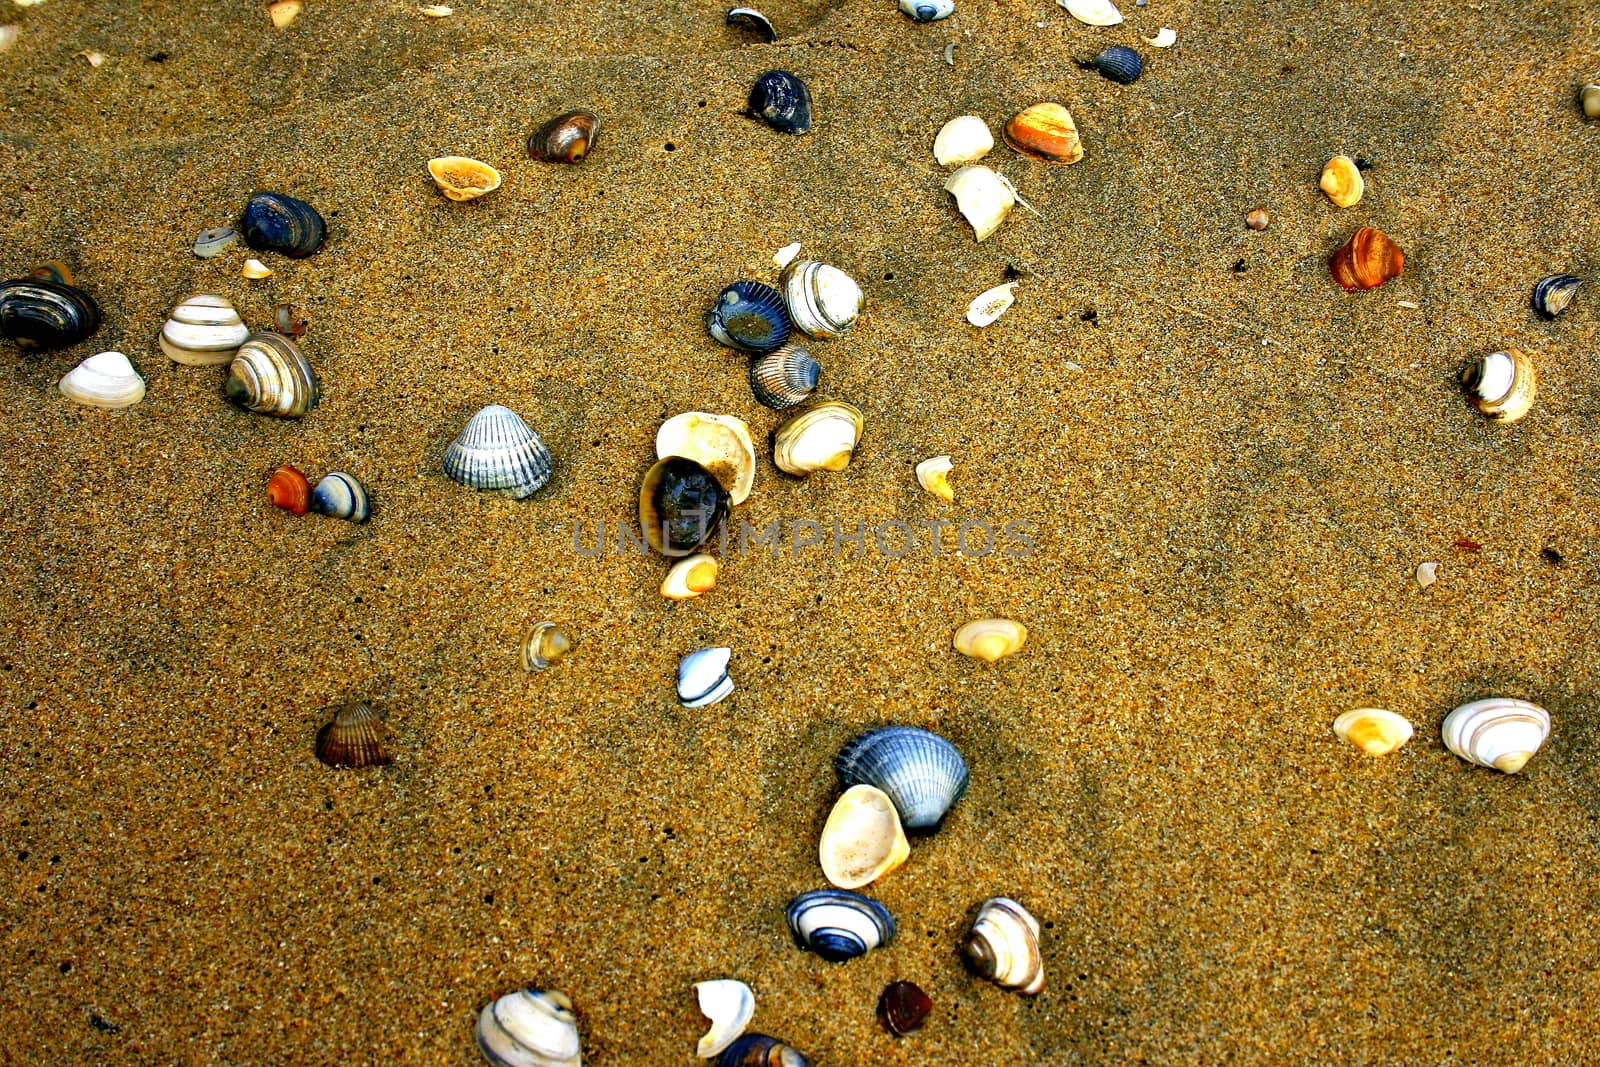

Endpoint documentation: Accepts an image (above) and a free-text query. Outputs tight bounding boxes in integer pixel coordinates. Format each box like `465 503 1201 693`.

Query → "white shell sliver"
772 242 802 269
967 282 1017 326
1143 27 1176 47
694 980 755 1058
1059 0 1122 26
58 351 145 409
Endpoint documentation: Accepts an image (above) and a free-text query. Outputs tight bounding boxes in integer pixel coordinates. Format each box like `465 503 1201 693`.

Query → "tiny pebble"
1416 561 1439 588
1395 300 1420 309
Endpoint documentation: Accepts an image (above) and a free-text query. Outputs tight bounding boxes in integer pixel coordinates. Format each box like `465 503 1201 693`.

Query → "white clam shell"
1415 561 1440 588
678 647 733 708
476 988 582 1067
661 553 718 600
694 980 755 1059
656 412 756 506
1143 26 1177 47
781 260 863 339
819 784 911 889
772 241 802 269
944 166 1015 242
915 455 954 502
772 401 864 477
159 294 250 365
1059 0 1122 25
964 897 1044 994
1461 349 1536 423
58 351 145 409
933 115 994 167
1442 697 1550 774
966 282 1017 327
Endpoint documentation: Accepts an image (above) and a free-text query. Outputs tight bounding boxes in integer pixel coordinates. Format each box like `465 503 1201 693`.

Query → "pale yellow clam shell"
915 455 954 502
428 156 502 201
522 621 575 670
953 618 1027 663
1332 708 1413 756
933 115 994 168
819 784 910 889
656 412 756 505
661 553 718 600
1320 155 1364 208
1461 349 1536 423
241 258 273 279
772 401 863 476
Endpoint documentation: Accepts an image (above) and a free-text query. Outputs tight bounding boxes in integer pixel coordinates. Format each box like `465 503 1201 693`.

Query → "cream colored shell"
656 412 757 505
1332 708 1413 756
58 351 145 409
661 553 718 600
964 897 1045 994
1059 0 1122 25
1461 349 1536 423
933 115 994 167
915 455 954 502
428 156 502 201
953 618 1027 662
819 784 911 889
1442 697 1550 774
967 282 1017 327
1320 155 1364 208
159 293 250 366
694 980 755 1059
241 258 273 279
772 401 863 476
944 166 1016 242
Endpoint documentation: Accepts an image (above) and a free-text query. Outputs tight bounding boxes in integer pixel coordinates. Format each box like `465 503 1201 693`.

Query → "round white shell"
1442 697 1550 774
476 989 581 1067
782 261 863 339
678 647 733 708
773 402 863 476
58 351 145 409
967 282 1017 327
159 294 249 366
656 412 756 506
933 115 994 167
1059 0 1122 25
819 784 910 889
944 166 1015 242
694 980 755 1059
965 896 1044 994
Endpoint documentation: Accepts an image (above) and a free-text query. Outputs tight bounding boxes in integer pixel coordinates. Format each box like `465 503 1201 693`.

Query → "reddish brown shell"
315 702 392 768
268 464 311 515
877 980 932 1036
1329 226 1404 291
1001 102 1083 165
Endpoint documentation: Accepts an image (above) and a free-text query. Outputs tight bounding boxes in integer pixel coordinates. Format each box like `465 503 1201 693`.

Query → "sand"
2 0 1599 1062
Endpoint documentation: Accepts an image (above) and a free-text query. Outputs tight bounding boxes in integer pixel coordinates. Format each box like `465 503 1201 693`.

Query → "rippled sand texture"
3 0 1599 1062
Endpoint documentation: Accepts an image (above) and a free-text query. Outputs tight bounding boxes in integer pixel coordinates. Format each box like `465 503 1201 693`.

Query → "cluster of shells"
1330 697 1552 775
425 109 601 202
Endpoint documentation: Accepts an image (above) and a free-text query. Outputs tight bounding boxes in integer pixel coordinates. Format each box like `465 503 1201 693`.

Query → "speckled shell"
225 332 320 417
706 281 793 353
0 275 101 349
527 110 599 163
309 471 370 522
771 401 863 476
781 260 863 339
964 897 1044 994
749 343 821 410
1460 349 1536 423
476 988 581 1067
443 404 554 499
159 294 250 365
239 190 326 258
1093 44 1142 83
716 1034 811 1067
747 70 812 135
1442 697 1550 774
314 703 391 768
1531 274 1582 319
57 351 145 409
786 888 895 962
678 646 734 708
899 0 954 21
427 156 502 201
834 725 968 831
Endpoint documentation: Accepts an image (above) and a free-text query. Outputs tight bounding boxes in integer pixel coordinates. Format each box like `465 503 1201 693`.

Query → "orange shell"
1330 226 1404 291
1002 103 1084 165
267 464 311 515
315 703 392 768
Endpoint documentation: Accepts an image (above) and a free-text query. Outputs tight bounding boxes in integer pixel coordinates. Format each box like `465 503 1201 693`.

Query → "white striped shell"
694 980 755 1059
933 115 993 167
772 401 863 476
159 294 249 366
819 784 910 889
678 647 733 708
309 471 370 522
781 260 863 339
656 412 756 505
476 988 581 1067
443 404 554 499
225 331 319 417
58 351 145 409
1059 0 1121 25
1442 697 1550 774
964 897 1044 994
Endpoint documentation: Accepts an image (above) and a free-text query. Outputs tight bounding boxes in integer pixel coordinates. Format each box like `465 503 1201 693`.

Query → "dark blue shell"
1531 273 1582 320
1093 44 1143 84
785 888 895 962
705 280 792 353
834 726 968 831
717 1034 813 1067
240 191 326 258
0 276 101 350
747 70 812 135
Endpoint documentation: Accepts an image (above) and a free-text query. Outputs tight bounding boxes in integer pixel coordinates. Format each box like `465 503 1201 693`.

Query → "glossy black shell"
0 277 101 349
239 191 327 258
648 458 728 554
746 70 812 135
1093 44 1143 84
705 280 792 353
1531 273 1582 320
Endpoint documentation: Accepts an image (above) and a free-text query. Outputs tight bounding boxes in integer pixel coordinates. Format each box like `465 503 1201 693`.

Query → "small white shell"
694 980 755 1059
0 26 19 52
241 258 273 279
1442 697 1550 774
419 3 454 15
944 166 1015 242
661 553 718 600
772 242 802 269
933 115 994 167
819 784 911 889
953 618 1027 662
656 412 757 506
964 897 1044 994
476 988 582 1067
58 351 145 409
678 647 733 708
772 401 864 476
1143 27 1176 47
1331 708 1414 757
159 293 250 365
966 282 1017 327
1059 0 1122 26
1415 561 1440 588
1461 349 1536 423
915 455 954 502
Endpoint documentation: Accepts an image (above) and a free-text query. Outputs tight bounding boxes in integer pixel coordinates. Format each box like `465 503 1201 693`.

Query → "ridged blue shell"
1093 44 1143 84
239 191 326 258
785 888 895 962
310 472 371 523
0 277 101 350
1531 274 1582 320
443 404 553 499
705 280 792 353
747 70 812 135
834 726 968 832
898 0 954 20
749 342 820 409
717 1034 813 1067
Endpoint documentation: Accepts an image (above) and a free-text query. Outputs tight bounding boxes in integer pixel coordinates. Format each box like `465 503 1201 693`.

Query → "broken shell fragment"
772 241 802 268
1143 27 1176 47
772 401 864 476
662 553 719 600
819 784 911 889
953 618 1027 663
1332 708 1414 756
781 260 863 339
933 115 994 168
944 165 1015 241
522 621 576 670
1442 697 1550 774
443 404 555 499
641 457 729 556
1092 44 1142 84
528 110 599 163
746 69 812 135
1329 226 1403 291
786 888 895 962
1319 154 1364 208
476 988 581 1067
657 411 757 505
725 6 777 41
1460 349 1536 423
419 3 453 15
678 647 734 708
1245 207 1270 231
315 702 392 768
1531 274 1582 319
749 343 821 410
964 897 1044 994
428 156 502 201
1059 0 1121 25
899 0 954 21
267 464 312 515
1580 84 1600 119
915 455 954 502
159 293 249 365
835 726 968 832
966 282 1016 327
1415 561 1440 588
695 980 755 1059
192 226 239 258
225 331 319 417
310 471 370 522
268 0 302 28
878 981 932 1037
242 258 273 279
1003 103 1083 165
57 351 144 409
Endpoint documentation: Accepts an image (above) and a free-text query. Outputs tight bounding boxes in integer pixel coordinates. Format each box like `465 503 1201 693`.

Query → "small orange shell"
267 464 311 515
315 703 392 768
1002 103 1083 164
1329 226 1404 292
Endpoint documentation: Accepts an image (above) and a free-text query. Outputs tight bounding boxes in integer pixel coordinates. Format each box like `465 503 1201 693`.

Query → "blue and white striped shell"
443 404 554 499
786 888 895 962
898 0 955 20
706 281 792 353
834 726 969 832
749 343 821 410
1531 274 1582 320
310 472 370 523
475 988 581 1067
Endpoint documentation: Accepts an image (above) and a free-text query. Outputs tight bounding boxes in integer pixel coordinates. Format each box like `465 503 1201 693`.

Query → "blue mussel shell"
705 280 792 353
1093 44 1143 84
747 70 812 135
240 190 327 258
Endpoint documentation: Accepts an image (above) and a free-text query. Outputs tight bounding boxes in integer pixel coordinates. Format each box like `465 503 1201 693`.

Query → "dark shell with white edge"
1093 44 1143 84
706 280 792 353
834 726 969 832
476 987 582 1067
749 343 821 410
443 404 554 499
310 472 370 523
717 1034 812 1067
640 457 729 556
787 888 895 962
781 260 863 339
0 273 101 350
746 70 812 135
1532 274 1582 320
239 190 326 258
225 331 319 417
315 703 391 768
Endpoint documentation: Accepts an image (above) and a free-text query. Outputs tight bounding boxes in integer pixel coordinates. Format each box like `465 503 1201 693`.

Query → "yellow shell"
241 258 273 279
661 553 718 600
522 621 575 670
915 455 954 502
819 784 911 889
953 618 1027 663
268 0 303 28
1319 155 1363 208
772 401 864 476
428 156 503 201
1331 708 1413 756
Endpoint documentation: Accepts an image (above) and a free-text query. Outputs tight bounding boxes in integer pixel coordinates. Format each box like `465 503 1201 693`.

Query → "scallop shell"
1460 349 1536 423
310 471 371 522
915 455 954 502
1442 697 1550 774
268 464 311 516
966 282 1016 327
964 897 1044 994
527 110 600 163
834 725 969 832
0 273 101 350
1531 274 1582 319
657 412 757 505
428 156 502 201
944 166 1015 241
780 260 863 339
953 618 1027 663
1329 226 1403 291
1093 44 1142 84
819 784 911 889
239 190 326 258
899 0 954 21
192 226 240 258
772 401 863 477
933 115 994 168
662 553 719 600
706 281 793 353
641 457 729 556
522 621 576 670
314 702 391 768
476 988 581 1067
57 351 144 409
1059 0 1121 25
1331 708 1414 757
225 331 320 417
749 343 821 410
159 293 250 366
716 1035 811 1067
1319 155 1364 208
1002 103 1083 165
443 404 554 499
877 981 932 1037
678 647 733 708
694 980 755 1059
785 888 895 962
746 70 812 135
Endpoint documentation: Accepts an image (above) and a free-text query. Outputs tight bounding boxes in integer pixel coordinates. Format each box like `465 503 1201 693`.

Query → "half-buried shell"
239 190 326 258
476 988 581 1067
716 1035 811 1067
0 267 101 350
694 980 755 1059
309 471 370 522
522 621 576 670
225 331 319 417
1442 697 1550 774
527 110 600 163
443 404 554 499
427 156 502 201
772 401 863 476
315 702 392 768
963 897 1044 994
746 70 812 135
268 464 311 515
657 412 757 505
159 293 250 365
1460 349 1536 423
1059 0 1121 25
834 726 968 832
819 784 911 889
899 0 954 19
786 888 895 962
57 351 145 409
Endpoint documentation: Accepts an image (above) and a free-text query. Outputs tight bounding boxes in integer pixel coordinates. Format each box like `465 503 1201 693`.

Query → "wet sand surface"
2 0 1599 1062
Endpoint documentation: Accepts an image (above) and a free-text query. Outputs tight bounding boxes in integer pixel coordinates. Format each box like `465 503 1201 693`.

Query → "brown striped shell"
314 703 392 768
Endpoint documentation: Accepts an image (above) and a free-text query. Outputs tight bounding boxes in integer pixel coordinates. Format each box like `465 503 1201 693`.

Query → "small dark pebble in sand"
89 1014 121 1034
1541 547 1564 565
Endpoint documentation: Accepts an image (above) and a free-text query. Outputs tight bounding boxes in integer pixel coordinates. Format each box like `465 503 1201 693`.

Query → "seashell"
678 646 734 708
57 351 144 409
725 6 777 42
657 411 757 506
1442 697 1551 774
915 455 954 502
428 156 502 201
746 70 812 136
1319 154 1363 208
192 226 240 258
772 241 802 268
662 553 719 600
0 26 17 52
1329 226 1403 292
310 471 371 522
1092 44 1142 84
944 166 1016 241
780 260 863 339
443 404 555 499
314 702 392 768
267 464 311 515
1332 708 1414 757
933 115 994 168
1245 207 1270 231
476 988 581 1067
1003 103 1083 165
239 190 326 258
877 981 932 1037
966 282 1016 327
274 303 308 338
785 888 895 962
1460 349 1536 423
419 4 454 15
749 343 820 410
268 0 302 28
1059 0 1121 26
522 621 576 670
1143 27 1177 47
225 331 319 417
964 897 1044 994
899 0 954 21
705 280 793 353
772 401 863 477
158 293 249 366
527 110 600 164
641 457 730 556
953 618 1027 663
1415 561 1440 588
834 725 968 832
242 258 273 279
0 268 101 350
716 1034 811 1067
819 784 911 889
1531 273 1582 320
1580 84 1600 119
694 980 755 1059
